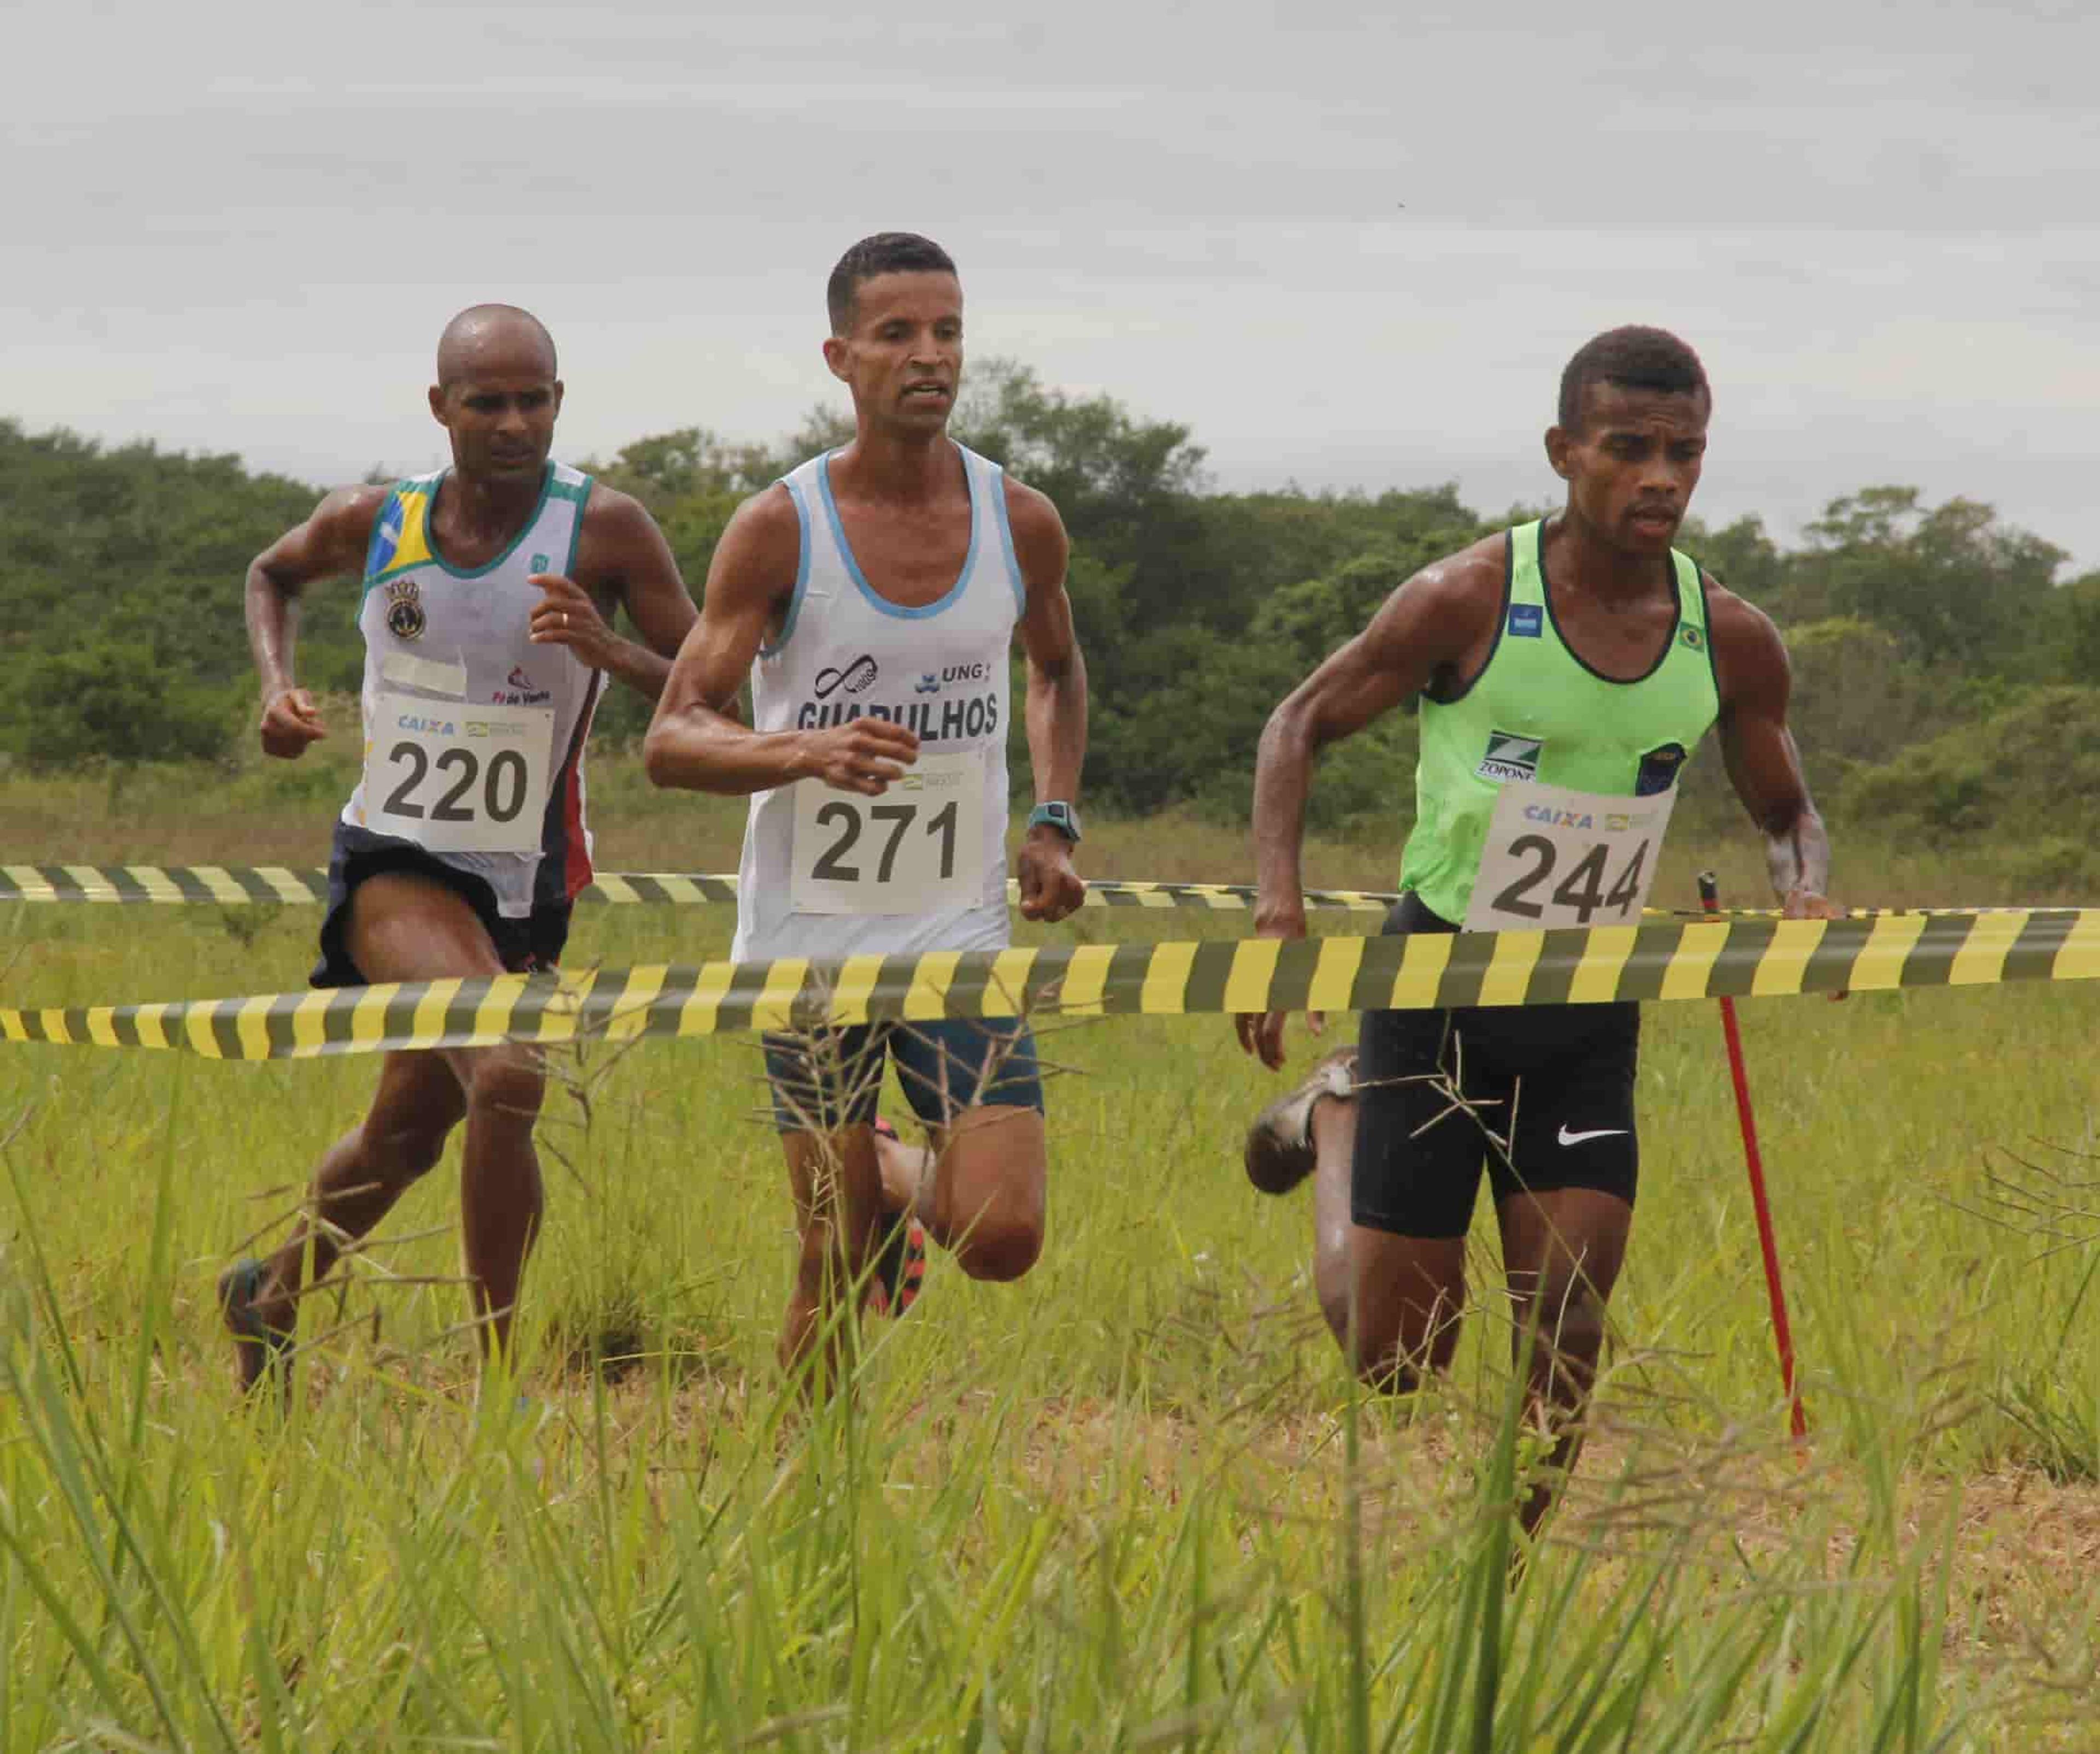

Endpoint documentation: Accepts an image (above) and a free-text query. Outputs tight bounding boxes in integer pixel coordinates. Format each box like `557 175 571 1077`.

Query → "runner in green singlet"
1234 327 1841 1533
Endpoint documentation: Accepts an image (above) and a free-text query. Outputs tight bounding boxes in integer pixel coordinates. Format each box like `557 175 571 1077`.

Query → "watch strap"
1026 801 1082 843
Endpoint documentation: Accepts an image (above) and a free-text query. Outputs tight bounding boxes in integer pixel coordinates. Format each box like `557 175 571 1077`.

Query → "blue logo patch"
1508 604 1543 638
1635 742 1688 797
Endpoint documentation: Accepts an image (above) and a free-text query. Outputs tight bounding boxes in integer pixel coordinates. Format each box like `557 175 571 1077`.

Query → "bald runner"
219 305 698 1396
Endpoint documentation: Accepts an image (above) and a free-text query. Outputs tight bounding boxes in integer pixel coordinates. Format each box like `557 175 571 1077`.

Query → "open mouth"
903 383 952 402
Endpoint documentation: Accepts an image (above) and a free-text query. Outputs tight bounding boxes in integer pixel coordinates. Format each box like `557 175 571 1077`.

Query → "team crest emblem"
384 578 426 641
1477 730 1542 784
530 552 551 574
1635 741 1689 797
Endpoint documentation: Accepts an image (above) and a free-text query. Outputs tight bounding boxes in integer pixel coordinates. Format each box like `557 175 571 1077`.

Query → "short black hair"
826 232 958 335
1557 326 1710 430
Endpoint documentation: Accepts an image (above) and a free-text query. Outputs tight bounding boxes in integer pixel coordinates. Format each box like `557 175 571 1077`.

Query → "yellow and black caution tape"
0 862 2043 922
6 909 2098 1062
0 863 1395 914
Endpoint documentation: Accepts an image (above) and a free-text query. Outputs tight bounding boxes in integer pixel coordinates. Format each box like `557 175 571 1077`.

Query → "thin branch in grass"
213 1192 354 1264
285 1273 475 1305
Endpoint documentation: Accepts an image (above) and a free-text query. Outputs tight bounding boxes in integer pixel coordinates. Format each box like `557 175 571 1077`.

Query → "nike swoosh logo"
1557 1125 1629 1147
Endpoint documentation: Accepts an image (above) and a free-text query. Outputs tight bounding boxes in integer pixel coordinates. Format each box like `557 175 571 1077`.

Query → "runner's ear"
1544 425 1574 481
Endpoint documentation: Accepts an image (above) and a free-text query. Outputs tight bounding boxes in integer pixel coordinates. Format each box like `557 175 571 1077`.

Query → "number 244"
1490 835 1649 924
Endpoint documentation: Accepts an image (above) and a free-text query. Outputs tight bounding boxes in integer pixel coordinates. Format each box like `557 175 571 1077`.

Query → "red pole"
1698 871 1809 1441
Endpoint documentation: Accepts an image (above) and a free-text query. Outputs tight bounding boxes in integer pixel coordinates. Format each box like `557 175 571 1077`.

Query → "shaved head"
435 304 557 389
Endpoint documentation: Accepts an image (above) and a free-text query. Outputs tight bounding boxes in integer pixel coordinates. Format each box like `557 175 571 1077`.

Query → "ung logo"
1477 730 1543 784
941 662 991 683
383 577 425 641
915 673 942 695
814 654 879 699
1508 604 1544 639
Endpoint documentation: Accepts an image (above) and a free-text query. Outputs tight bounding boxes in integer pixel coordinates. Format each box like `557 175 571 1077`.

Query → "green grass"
3 775 2099 1747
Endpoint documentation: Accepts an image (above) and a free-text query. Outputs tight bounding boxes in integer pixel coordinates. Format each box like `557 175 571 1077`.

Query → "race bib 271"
790 749 986 916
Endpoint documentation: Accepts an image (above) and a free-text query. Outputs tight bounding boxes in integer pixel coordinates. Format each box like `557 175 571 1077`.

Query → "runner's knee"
1516 1271 1608 1389
363 1119 452 1188
948 1191 1043 1282
1343 1309 1426 1393
1340 1278 1458 1392
465 1056 545 1129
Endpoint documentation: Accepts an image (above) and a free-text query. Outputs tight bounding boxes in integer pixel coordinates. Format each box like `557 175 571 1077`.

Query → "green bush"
0 638 238 769
1840 685 2100 840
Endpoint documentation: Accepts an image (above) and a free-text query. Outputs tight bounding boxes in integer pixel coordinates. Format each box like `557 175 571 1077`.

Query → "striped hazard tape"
0 863 1394 913
6 909 2099 1061
0 863 2041 921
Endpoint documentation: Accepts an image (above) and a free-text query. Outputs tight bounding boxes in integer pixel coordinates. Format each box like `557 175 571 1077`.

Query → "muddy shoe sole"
1244 1050 1357 1195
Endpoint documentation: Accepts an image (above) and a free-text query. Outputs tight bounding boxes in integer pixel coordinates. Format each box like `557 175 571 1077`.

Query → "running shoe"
1243 1050 1356 1195
218 1258 294 1395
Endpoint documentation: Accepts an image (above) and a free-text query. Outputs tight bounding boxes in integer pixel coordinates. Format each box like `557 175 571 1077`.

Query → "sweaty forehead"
438 323 556 389
1578 381 1709 435
849 271 964 328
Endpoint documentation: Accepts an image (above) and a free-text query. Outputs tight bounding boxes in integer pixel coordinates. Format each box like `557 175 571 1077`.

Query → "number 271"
810 800 959 884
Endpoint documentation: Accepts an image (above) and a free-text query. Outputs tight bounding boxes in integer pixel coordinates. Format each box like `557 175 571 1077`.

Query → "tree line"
4 370 2097 851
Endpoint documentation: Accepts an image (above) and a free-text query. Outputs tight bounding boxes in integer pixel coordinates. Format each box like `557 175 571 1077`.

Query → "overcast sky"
9 1 2098 565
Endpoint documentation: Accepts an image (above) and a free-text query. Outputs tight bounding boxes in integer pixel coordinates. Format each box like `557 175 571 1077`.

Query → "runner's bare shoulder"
1699 573 1790 702
1372 529 1513 680
999 474 1068 576
274 483 394 581
705 483 804 610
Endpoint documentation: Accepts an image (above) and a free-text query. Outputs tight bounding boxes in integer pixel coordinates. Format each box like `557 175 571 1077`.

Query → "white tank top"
733 444 1023 963
341 462 603 917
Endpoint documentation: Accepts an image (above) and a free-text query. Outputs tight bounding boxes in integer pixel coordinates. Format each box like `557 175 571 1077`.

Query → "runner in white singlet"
218 305 698 1397
646 233 1089 1388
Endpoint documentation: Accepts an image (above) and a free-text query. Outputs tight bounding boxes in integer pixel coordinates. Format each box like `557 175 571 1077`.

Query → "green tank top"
1398 521 1721 923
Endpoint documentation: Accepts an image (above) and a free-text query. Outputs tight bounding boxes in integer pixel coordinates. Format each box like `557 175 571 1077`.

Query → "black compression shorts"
312 821 571 990
1350 894 1640 1238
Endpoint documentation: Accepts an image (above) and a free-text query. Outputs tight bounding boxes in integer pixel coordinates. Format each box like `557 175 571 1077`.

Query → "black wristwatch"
1026 801 1082 843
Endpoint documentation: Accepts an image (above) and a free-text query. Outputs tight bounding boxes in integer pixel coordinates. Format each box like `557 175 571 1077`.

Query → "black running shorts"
311 821 571 989
1350 894 1640 1238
